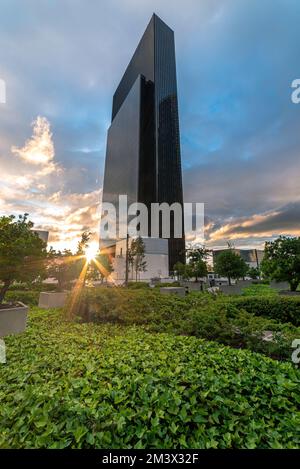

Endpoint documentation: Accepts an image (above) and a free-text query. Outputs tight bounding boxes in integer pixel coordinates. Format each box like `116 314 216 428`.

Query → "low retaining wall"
160 287 186 297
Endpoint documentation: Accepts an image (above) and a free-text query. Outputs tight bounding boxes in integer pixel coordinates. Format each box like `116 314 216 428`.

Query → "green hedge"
154 281 181 288
226 296 300 326
79 288 190 324
78 289 299 360
127 281 180 289
5 290 39 306
126 282 150 289
241 284 278 297
6 283 57 292
1 308 299 449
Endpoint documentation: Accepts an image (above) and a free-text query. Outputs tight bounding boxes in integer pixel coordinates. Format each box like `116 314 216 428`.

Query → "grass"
0 308 299 449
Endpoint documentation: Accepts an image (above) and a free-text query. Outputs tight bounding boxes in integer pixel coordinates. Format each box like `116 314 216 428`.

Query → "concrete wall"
219 280 253 295
270 280 289 291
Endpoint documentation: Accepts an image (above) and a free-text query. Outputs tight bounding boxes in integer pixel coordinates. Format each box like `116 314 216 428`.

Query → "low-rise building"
105 237 170 283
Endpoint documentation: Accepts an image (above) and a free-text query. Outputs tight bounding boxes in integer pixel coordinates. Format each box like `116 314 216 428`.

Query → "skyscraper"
101 13 185 271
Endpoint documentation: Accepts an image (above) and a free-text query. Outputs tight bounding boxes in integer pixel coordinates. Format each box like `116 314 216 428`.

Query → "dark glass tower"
102 14 185 271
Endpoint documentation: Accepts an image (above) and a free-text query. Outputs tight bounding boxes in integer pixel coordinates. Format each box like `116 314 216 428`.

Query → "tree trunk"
289 281 298 292
228 276 231 286
0 280 11 304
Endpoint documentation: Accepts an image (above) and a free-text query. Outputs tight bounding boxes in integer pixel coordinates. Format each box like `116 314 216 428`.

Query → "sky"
0 0 300 251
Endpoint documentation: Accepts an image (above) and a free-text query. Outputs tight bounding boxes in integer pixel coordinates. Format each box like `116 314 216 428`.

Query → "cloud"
0 115 101 251
11 116 55 166
38 189 102 251
204 202 300 250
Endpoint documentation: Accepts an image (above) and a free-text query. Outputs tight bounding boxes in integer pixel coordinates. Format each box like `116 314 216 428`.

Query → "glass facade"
112 17 155 121
103 76 141 209
101 76 142 248
101 14 185 271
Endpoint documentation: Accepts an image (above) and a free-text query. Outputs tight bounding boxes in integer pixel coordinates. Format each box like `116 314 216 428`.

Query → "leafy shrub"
0 308 299 449
5 290 39 306
78 289 299 360
187 303 298 360
252 279 270 285
154 281 181 288
127 282 150 289
241 284 278 297
78 287 190 325
126 281 181 289
226 296 300 326
7 282 57 292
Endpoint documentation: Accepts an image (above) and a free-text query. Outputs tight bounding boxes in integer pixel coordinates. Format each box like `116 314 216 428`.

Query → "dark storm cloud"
222 202 300 237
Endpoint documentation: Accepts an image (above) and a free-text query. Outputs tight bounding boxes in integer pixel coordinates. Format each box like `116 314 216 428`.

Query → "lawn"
0 307 299 449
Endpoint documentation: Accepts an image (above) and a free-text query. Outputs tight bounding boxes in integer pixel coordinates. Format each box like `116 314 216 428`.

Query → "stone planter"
38 291 69 309
219 285 243 295
0 302 28 337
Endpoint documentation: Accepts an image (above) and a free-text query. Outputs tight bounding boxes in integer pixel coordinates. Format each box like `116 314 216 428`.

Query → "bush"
154 281 181 288
78 287 190 325
127 282 150 289
187 303 297 360
7 283 57 292
226 296 300 326
126 281 181 289
0 308 299 449
241 284 278 297
252 279 270 285
78 289 299 360
5 290 39 306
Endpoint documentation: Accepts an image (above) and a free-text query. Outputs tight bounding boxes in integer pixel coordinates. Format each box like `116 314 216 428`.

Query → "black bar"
0 449 297 467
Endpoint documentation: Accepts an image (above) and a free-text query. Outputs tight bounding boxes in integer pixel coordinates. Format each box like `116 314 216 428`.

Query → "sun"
85 243 98 263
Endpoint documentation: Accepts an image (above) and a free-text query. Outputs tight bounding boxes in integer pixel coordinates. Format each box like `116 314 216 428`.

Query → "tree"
186 246 209 282
174 261 198 281
127 244 135 280
47 232 95 291
191 259 208 281
87 253 113 283
77 231 91 255
47 248 80 291
182 263 194 281
214 250 248 285
128 237 147 281
248 266 260 280
0 214 47 303
173 261 185 280
261 236 300 291
186 246 209 263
